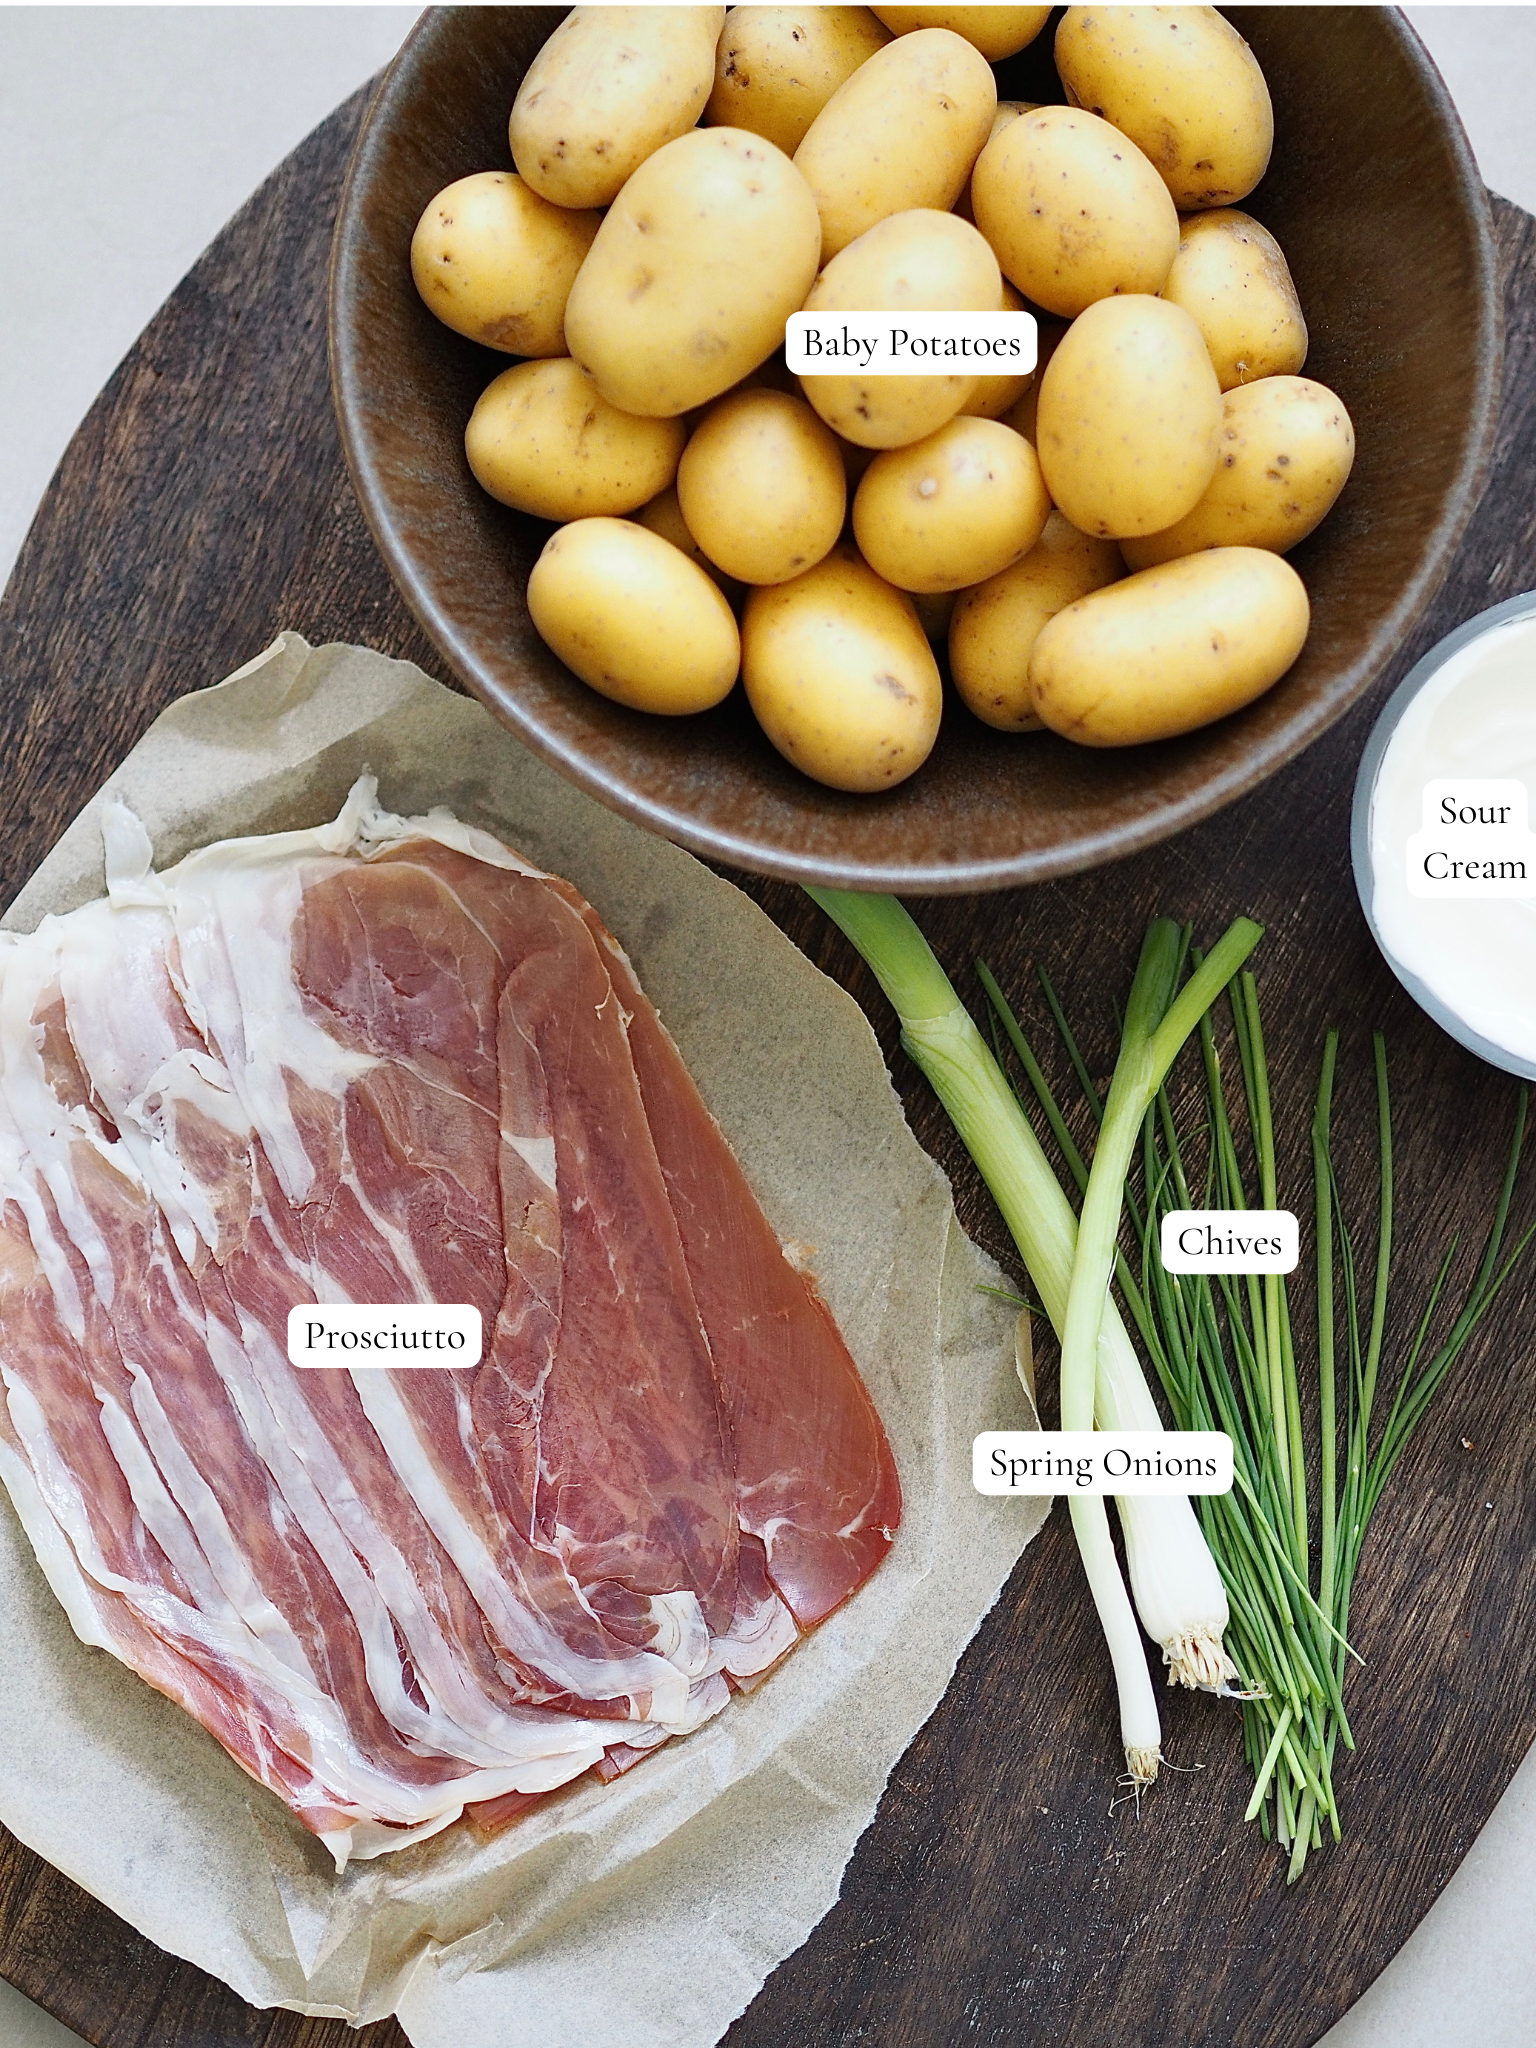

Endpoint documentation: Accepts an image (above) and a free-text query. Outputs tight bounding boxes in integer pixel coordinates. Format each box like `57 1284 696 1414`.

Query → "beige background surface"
0 7 1532 2046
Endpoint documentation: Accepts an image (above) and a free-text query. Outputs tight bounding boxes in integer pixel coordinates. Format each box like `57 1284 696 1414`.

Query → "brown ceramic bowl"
330 6 1500 893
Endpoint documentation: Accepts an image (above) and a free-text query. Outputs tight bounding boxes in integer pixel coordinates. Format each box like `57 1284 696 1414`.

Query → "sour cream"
1355 596 1536 1077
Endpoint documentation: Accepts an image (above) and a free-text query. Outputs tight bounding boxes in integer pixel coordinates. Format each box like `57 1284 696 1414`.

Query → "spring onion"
807 889 1247 1783
975 961 1235 1698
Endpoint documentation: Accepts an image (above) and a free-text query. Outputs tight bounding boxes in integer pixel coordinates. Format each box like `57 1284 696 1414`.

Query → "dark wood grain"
1 81 1534 2048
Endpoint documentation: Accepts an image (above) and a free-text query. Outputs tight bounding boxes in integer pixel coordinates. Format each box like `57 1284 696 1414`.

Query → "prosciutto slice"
0 783 900 1864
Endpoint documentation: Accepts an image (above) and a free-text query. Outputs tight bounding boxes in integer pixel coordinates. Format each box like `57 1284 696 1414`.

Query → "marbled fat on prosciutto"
0 784 900 1865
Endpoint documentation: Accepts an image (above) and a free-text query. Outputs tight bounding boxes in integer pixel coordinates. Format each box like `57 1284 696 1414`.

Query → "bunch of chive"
986 949 1533 1878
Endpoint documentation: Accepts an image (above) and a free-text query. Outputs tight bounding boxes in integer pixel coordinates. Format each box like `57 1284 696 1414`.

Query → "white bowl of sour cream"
1353 591 1536 1079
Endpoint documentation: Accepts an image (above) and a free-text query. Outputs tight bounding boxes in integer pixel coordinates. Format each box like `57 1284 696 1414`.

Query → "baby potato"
631 484 743 604
988 99 1038 141
528 518 740 715
794 28 997 259
1054 6 1273 211
678 389 846 584
949 510 1123 730
1160 209 1308 391
510 6 724 209
1035 295 1222 538
564 127 822 418
1121 376 1355 567
1029 546 1309 746
743 544 943 789
410 172 601 357
954 103 1036 222
970 106 1180 318
705 8 892 157
799 210 1001 447
870 7 1051 59
853 416 1050 592
465 360 685 520
961 280 1036 419
1001 317 1068 442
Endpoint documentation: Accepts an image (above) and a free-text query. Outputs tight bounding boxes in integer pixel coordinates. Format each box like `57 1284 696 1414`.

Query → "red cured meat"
0 788 900 1863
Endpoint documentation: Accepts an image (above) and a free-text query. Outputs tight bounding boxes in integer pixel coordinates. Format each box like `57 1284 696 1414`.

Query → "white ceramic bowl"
1352 589 1536 1081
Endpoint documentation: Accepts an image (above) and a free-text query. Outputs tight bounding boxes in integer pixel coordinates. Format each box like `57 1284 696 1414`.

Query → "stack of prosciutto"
0 784 900 1866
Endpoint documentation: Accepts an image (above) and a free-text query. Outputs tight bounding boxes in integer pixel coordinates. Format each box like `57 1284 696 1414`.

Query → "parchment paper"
0 636 1049 2044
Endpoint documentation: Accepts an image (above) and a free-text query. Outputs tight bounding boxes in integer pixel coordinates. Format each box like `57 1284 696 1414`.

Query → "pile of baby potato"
411 4 1355 794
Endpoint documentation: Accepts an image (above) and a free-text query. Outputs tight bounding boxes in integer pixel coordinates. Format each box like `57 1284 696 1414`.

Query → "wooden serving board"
1 85 1533 2048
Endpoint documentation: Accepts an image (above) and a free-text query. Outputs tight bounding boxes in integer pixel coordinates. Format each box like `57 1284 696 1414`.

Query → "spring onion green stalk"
1059 921 1263 1439
1054 919 1263 1778
807 888 1240 1781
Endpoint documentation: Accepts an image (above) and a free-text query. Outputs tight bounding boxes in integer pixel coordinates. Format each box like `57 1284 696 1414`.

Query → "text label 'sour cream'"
1405 779 1536 897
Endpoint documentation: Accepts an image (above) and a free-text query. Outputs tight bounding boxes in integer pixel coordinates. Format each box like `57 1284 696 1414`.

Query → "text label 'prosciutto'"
287 1304 484 1367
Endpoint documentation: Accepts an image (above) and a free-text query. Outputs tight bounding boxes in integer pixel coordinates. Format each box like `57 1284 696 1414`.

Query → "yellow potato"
1029 547 1309 745
677 389 846 584
793 28 997 259
989 100 1038 139
949 510 1123 730
528 518 740 715
970 106 1179 318
465 360 685 520
742 543 942 788
799 210 1001 447
705 8 892 157
1054 6 1273 211
1121 377 1355 568
1000 316 1068 442
510 6 724 209
961 280 1036 420
1160 209 1308 391
853 416 1050 592
564 127 822 418
1034 295 1222 538
954 102 1037 221
410 172 600 357
631 484 743 604
869 7 1051 59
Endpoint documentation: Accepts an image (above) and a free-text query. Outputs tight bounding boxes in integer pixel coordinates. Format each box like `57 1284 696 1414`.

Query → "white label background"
287 1303 483 1367
1160 1209 1298 1273
785 309 1038 376
1406 778 1536 899
973 1432 1234 1497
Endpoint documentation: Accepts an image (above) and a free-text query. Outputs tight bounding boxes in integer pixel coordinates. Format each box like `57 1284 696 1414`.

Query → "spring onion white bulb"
1070 1494 1163 1784
1115 1495 1234 1690
1093 1300 1237 1690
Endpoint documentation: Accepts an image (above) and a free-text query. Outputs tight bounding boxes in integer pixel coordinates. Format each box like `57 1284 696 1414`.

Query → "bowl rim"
1351 587 1536 1082
329 3 1506 894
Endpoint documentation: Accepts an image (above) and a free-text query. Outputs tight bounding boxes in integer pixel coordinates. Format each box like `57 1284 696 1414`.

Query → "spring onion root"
807 889 1244 1781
